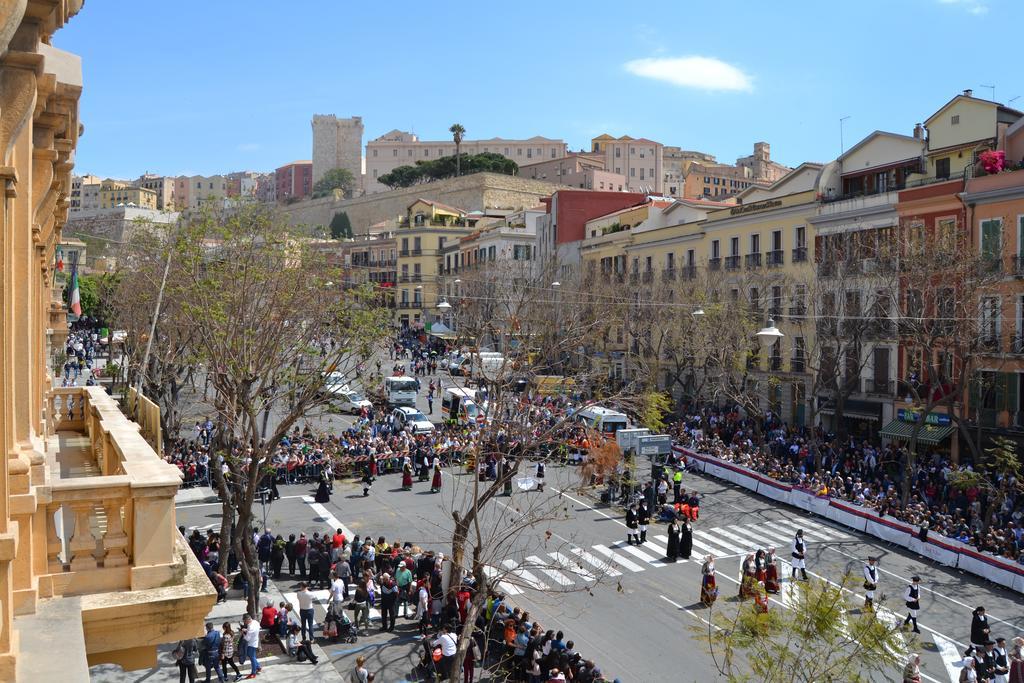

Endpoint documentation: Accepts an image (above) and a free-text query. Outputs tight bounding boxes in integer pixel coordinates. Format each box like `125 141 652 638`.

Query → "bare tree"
169 203 390 614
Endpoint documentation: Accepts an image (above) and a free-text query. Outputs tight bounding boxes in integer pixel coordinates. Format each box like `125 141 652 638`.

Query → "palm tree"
450 123 466 177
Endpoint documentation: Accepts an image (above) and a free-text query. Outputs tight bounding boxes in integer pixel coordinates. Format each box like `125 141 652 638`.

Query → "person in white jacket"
862 556 879 611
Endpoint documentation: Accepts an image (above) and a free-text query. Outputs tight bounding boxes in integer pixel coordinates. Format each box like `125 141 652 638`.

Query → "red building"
538 190 648 266
275 160 313 201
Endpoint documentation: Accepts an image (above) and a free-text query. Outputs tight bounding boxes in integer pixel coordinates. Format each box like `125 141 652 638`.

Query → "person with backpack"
173 636 198 683
201 623 224 683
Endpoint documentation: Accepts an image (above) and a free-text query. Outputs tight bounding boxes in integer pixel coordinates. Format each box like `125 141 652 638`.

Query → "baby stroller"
416 638 444 680
323 605 357 644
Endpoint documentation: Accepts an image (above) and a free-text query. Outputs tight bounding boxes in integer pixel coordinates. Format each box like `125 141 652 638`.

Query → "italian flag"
68 264 81 316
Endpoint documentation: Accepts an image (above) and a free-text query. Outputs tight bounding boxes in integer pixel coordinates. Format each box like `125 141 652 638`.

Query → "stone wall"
280 173 570 232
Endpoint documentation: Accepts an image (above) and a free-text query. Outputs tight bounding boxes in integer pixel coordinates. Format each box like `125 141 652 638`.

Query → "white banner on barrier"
755 480 792 504
789 489 832 517
955 551 1023 591
864 518 914 546
907 537 959 568
822 504 869 534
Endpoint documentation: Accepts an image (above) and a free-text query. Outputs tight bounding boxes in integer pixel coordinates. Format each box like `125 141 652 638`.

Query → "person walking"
665 518 680 562
241 614 261 679
402 460 414 491
174 637 198 683
679 518 693 560
903 576 922 634
637 500 650 544
700 555 718 607
295 533 308 579
790 529 808 581
535 461 546 493
219 623 242 681
625 504 639 545
432 624 458 678
862 556 879 612
971 606 991 650
297 582 316 641
201 623 225 683
285 534 297 577
764 547 781 593
379 573 399 632
431 461 443 493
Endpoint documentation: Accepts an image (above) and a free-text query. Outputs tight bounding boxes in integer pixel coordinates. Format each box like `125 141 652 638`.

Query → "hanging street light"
756 317 784 350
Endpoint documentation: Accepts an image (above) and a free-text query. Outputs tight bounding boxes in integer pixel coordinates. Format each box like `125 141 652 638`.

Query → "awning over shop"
820 408 881 421
878 419 955 445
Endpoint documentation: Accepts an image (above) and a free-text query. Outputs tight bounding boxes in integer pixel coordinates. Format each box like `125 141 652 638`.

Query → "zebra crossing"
488 516 852 594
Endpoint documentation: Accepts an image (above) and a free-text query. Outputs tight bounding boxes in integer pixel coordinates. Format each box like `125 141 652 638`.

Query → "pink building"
275 160 313 201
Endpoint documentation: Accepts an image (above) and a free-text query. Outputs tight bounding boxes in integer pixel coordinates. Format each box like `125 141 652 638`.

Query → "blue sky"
58 0 1022 179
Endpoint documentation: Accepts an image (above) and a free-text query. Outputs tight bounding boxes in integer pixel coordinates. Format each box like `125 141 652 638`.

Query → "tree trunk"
449 572 487 683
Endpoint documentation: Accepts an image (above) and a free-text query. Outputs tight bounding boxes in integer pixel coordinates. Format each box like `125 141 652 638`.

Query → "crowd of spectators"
670 407 1024 565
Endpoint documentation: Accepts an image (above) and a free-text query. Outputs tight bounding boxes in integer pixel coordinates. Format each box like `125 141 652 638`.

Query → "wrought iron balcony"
708 257 722 271
745 253 762 268
766 250 784 267
724 255 741 270
792 246 808 263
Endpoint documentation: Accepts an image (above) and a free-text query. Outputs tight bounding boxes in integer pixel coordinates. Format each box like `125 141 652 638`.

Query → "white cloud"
236 142 260 152
937 0 988 14
624 56 753 92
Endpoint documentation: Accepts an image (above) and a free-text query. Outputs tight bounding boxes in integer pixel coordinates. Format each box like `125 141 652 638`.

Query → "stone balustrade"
40 386 184 598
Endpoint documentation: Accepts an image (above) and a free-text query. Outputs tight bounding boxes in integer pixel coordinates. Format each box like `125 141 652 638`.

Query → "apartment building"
590 134 664 194
134 174 176 210
99 179 159 210
517 153 626 192
365 130 567 194
275 161 313 202
663 147 716 197
69 174 102 212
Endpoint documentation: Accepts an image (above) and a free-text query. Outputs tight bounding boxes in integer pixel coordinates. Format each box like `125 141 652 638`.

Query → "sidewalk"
88 581 344 682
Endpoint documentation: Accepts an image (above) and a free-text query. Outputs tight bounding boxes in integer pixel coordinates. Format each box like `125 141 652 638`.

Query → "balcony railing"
708 257 722 271
724 255 741 270
766 250 784 267
1013 336 1024 354
43 386 198 594
681 265 697 280
412 273 422 282
1013 255 1024 277
398 249 410 257
398 274 410 283
792 246 808 263
411 248 423 256
662 268 676 282
629 271 639 284
864 378 895 396
745 253 762 268
790 358 806 373
642 270 654 284
769 356 783 371
788 305 807 318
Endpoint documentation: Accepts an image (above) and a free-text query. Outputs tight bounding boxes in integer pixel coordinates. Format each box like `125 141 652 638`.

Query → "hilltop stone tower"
312 114 364 191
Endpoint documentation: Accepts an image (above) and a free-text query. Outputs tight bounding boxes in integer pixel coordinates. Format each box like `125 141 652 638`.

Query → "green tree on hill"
312 167 357 199
330 211 353 239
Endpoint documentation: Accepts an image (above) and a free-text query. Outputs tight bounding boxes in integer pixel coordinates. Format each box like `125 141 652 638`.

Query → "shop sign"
897 408 951 426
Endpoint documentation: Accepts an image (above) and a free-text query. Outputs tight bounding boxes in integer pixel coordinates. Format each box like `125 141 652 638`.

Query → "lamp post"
756 317 784 350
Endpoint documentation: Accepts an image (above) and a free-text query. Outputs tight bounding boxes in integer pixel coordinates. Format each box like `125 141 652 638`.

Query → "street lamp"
756 317 784 350
692 307 705 317
436 298 452 311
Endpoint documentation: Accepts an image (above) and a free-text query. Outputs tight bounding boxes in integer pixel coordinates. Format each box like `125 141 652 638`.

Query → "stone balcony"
15 386 215 675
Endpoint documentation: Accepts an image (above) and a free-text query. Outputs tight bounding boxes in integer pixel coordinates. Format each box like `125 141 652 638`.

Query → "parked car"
390 406 435 434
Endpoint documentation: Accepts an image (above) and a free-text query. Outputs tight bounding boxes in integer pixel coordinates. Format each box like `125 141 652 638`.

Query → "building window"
730 237 739 256
711 240 720 259
551 148 557 158
630 168 635 177
425 149 429 157
935 157 950 179
408 149 413 157
615 148 621 158
393 149 398 157
951 114 960 125
527 149 533 159
372 149 377 157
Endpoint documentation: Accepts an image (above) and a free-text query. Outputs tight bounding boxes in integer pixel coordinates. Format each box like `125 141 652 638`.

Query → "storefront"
878 408 956 460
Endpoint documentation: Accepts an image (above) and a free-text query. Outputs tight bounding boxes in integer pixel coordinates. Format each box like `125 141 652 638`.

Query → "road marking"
501 559 549 591
301 496 356 540
658 594 717 630
609 541 662 566
798 517 852 539
711 527 765 553
772 518 837 542
549 551 595 581
744 523 795 545
692 529 745 554
481 565 522 595
688 535 735 558
569 547 622 576
725 525 779 549
653 534 692 563
931 632 966 682
591 544 645 572
525 556 573 587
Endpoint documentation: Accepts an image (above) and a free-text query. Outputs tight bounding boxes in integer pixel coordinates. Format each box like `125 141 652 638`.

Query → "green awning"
878 419 954 445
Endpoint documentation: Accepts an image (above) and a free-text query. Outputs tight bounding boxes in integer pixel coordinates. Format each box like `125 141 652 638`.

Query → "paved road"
177 453 1024 683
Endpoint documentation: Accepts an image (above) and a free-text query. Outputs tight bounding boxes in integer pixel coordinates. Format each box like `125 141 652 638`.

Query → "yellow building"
0 4 213 679
395 199 479 328
919 89 1023 181
99 179 159 210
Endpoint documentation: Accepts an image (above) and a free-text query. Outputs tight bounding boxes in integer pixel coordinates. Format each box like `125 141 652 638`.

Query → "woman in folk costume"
700 555 718 607
902 653 922 683
764 546 781 593
739 553 757 599
1007 636 1024 683
754 549 768 584
678 518 693 560
430 461 443 493
401 459 414 491
665 517 680 562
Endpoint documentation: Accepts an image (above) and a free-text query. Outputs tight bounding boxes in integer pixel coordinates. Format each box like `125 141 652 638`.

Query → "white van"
575 405 629 435
384 375 418 407
441 387 485 424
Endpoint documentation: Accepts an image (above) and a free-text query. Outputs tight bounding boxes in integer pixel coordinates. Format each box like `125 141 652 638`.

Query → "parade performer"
903 575 921 634
971 606 991 649
430 462 443 493
754 548 767 584
863 556 879 612
764 547 781 593
1008 636 1024 683
739 553 757 599
535 460 546 493
665 518 680 562
401 460 414 491
700 555 718 607
625 504 639 546
790 529 808 580
679 518 693 560
637 500 650 544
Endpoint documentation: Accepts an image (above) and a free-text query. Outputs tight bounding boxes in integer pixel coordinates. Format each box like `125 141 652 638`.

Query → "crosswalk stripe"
798 517 852 539
610 541 662 566
525 556 573 587
744 523 795 545
549 551 595 581
653 534 692 562
772 518 836 542
482 565 523 595
725 525 777 549
875 606 909 661
501 559 549 591
931 632 965 682
570 547 622 576
692 529 745 554
689 535 733 558
712 527 765 552
640 538 672 561
592 544 645 572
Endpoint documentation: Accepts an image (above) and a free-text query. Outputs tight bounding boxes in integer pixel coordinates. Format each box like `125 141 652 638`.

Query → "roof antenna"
981 84 995 101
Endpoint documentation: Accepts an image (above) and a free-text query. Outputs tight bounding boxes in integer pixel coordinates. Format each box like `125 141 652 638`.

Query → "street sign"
637 434 671 456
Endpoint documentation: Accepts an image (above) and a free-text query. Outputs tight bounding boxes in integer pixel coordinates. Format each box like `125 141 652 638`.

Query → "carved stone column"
67 501 95 571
